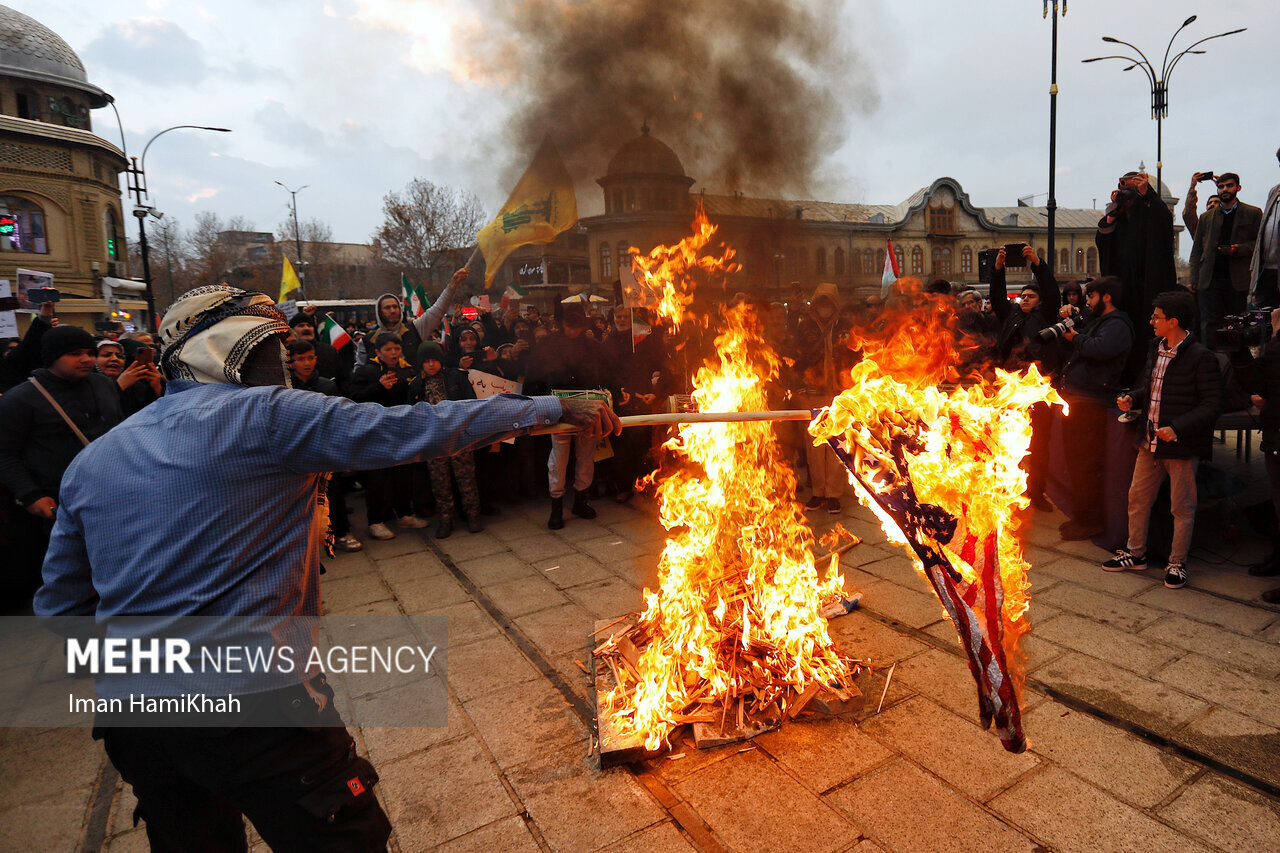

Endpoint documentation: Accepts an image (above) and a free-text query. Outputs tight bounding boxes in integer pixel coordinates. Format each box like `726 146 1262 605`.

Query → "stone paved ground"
4 443 1280 852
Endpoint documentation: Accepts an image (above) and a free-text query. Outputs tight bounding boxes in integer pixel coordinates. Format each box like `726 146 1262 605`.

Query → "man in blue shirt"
35 285 619 852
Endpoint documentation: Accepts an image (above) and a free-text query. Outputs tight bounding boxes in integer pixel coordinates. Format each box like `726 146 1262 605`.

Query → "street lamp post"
1043 2 1066 278
275 181 309 302
1082 16 1245 196
125 125 231 327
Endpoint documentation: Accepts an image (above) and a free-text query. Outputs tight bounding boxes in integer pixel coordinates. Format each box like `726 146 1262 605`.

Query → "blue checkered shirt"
35 380 560 696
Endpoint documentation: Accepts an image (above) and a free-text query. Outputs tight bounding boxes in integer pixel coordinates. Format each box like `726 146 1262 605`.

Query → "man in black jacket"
1188 172 1262 341
1104 291 1223 589
0 325 123 607
1056 276 1135 540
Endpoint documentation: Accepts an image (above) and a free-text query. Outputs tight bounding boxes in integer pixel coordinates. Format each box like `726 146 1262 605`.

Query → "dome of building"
0 5 110 106
606 124 689 180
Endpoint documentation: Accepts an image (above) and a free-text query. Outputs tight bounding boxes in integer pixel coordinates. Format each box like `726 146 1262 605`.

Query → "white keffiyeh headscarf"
159 286 290 385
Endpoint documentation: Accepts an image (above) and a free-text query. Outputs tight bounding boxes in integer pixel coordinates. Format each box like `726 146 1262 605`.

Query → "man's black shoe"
548 497 565 530
572 490 597 520
1029 493 1054 513
1059 520 1104 541
467 517 483 534
435 518 454 540
1261 586 1280 604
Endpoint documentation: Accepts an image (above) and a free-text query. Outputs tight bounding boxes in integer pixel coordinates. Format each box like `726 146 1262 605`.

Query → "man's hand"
379 371 399 389
1251 394 1266 410
1156 426 1177 442
559 398 622 438
27 497 56 520
483 347 498 362
302 303 317 316
995 247 1006 271
116 360 150 390
1217 244 1239 256
451 267 469 288
458 355 474 370
1117 394 1133 412
1022 244 1039 268
1131 172 1150 196
39 301 55 320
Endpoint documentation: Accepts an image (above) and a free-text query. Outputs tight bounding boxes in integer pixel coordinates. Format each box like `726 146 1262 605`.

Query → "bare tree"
371 179 486 281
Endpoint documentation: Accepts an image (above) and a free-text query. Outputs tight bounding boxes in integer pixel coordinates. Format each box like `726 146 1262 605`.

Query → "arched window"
616 241 630 274
0 196 49 254
876 249 886 274
862 249 874 275
960 246 973 274
1059 248 1069 273
931 247 952 277
105 208 121 261
15 90 40 121
895 247 905 273
911 246 923 275
815 246 827 275
834 247 845 276
1086 247 1098 275
1075 248 1085 273
599 242 613 278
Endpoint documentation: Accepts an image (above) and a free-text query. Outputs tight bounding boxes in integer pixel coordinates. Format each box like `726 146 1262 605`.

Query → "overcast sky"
24 0 1277 259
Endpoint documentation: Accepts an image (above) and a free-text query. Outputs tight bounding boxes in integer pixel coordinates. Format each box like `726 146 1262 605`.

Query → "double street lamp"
1082 15 1246 196
124 125 231 327
274 180 309 302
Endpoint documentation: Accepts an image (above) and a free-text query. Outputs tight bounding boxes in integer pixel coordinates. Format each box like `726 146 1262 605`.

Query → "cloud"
82 18 208 85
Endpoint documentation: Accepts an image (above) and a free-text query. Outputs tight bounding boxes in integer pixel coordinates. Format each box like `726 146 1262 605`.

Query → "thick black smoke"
469 0 878 197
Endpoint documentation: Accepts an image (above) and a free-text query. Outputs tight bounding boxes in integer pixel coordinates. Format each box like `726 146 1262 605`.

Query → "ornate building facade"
0 5 137 333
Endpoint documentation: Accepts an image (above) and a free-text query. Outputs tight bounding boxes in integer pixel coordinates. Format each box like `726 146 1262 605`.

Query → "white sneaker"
367 523 395 540
334 534 363 552
396 515 429 529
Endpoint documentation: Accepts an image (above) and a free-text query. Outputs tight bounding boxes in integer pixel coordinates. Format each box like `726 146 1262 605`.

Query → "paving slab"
318 570 393 611
1031 612 1182 676
513 601 599 657
0 726 105 809
370 549 447 585
506 742 667 852
1190 567 1280 601
1034 582 1164 633
671 748 855 853
0 783 94 852
1157 652 1280 728
991 765 1213 852
1139 614 1280 678
495 531 580 561
446 634 541 702
1159 772 1280 853
482 573 571 618
824 759 1035 853
359 694 468 767
1033 554 1162 597
454 551 538 587
322 599 415 648
461 676 588 769
410 600 501 648
1021 701 1197 808
850 554 924 590
825 611 930 666
432 815 541 853
857 576 949 630
894 646 1008 726
483 516 547 543
859 696 1039 801
577 535 655 563
377 736 519 851
535 553 615 589
753 716 894 793
1134 585 1277 633
434 531 510 562
1175 706 1280 791
598 819 696 852
565 576 646 620
1032 651 1209 738
385 570 472 613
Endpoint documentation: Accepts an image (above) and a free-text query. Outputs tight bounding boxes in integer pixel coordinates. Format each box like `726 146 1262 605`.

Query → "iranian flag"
401 272 430 318
319 314 352 350
631 308 651 352
500 281 528 311
880 239 901 299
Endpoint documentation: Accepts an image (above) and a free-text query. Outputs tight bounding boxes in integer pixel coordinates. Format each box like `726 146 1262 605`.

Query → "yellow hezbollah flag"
279 254 302 303
476 137 577 289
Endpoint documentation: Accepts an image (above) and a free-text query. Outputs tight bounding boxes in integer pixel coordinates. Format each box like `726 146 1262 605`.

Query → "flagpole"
532 409 814 436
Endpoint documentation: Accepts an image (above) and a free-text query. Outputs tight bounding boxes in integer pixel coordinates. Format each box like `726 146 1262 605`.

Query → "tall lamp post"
275 181 309 302
1082 15 1245 196
1043 2 1066 277
125 125 231 327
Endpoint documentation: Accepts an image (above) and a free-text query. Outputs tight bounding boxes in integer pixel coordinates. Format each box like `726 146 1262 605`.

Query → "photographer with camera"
1189 172 1262 342
1103 291 1222 590
1182 172 1221 239
1243 308 1280 601
1054 277 1136 540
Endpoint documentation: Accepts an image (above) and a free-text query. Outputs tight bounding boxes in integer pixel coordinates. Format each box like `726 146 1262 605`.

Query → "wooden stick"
532 409 815 436
877 662 897 715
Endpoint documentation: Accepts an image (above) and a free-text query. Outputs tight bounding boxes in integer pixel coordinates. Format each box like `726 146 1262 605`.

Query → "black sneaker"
805 496 824 510
1163 563 1188 589
1102 549 1147 572
825 497 842 515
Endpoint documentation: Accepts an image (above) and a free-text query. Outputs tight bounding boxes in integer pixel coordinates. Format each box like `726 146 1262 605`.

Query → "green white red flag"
401 273 430 318
319 314 351 350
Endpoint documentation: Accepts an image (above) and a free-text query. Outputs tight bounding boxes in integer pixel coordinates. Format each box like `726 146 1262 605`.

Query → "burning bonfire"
594 207 1061 756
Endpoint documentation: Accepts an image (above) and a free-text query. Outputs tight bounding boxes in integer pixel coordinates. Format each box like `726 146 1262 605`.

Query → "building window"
834 247 845 276
0 196 49 253
600 242 613 278
617 241 630 273
49 96 88 129
1075 248 1085 273
876 249 886 275
931 247 952 277
105 209 121 261
1086 247 1098 275
895 247 905 273
961 246 973 274
1059 248 1069 273
815 246 826 275
911 246 923 275
928 206 954 234
15 90 39 121
624 188 636 211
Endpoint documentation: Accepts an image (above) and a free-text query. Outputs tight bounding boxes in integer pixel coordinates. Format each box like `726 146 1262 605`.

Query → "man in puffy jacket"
1104 291 1223 589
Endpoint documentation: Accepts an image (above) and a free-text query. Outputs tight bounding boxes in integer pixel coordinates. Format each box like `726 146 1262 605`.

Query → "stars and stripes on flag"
401 273 430 318
880 239 900 300
825 427 1026 753
279 254 302 304
319 314 352 351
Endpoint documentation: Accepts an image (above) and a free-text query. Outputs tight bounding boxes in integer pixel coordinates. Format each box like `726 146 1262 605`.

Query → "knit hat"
418 341 445 363
288 312 316 328
41 325 97 367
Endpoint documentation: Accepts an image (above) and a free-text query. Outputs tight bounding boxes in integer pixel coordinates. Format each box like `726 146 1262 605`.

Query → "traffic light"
107 236 117 259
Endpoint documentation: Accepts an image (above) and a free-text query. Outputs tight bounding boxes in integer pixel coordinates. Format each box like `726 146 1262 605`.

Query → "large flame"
605 207 854 750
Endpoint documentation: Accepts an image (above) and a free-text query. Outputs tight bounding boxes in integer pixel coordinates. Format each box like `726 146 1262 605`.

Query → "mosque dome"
0 5 111 107
606 124 689 180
